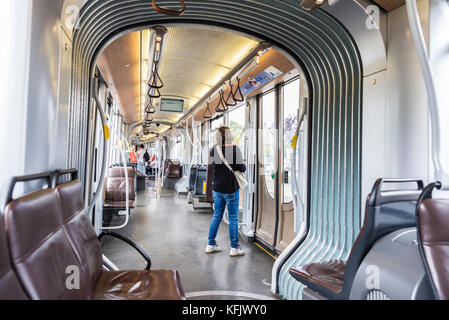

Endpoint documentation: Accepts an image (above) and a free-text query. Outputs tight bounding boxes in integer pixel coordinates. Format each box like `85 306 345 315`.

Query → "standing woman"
205 127 246 257
136 144 146 175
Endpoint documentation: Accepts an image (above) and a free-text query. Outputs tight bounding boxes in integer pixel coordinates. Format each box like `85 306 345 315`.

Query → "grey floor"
101 186 280 300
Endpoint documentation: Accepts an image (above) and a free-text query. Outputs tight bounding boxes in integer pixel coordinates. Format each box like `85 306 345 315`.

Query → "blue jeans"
208 190 240 249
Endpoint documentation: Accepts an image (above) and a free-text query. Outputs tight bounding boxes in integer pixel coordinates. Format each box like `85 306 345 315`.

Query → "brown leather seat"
104 167 136 208
418 197 449 300
93 270 185 300
164 160 182 178
55 180 185 300
0 210 28 300
4 189 91 299
290 260 346 294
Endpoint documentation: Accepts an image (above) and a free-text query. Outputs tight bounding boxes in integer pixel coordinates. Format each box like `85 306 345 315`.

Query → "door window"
262 91 276 199
283 79 300 203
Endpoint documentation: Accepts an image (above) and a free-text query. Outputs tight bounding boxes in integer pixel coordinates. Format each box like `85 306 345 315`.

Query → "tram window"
228 105 246 150
209 116 224 149
283 79 300 203
170 136 183 160
196 124 202 164
262 91 276 199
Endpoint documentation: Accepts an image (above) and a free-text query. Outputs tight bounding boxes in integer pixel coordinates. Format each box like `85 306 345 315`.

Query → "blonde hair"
215 126 234 146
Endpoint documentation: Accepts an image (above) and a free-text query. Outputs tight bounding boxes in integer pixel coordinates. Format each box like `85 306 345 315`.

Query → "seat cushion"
289 260 346 294
93 270 185 300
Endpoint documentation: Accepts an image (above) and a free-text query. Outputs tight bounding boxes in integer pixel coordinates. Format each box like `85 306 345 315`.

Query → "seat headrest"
108 167 135 178
55 180 84 222
4 189 61 261
419 199 449 243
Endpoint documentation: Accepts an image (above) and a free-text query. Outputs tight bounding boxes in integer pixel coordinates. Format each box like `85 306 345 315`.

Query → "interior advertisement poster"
240 66 283 97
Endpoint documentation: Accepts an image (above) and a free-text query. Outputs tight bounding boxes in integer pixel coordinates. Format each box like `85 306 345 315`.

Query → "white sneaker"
205 245 221 254
230 247 245 257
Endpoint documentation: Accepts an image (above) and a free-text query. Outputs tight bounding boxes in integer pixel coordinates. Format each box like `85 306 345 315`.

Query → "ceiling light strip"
170 41 271 130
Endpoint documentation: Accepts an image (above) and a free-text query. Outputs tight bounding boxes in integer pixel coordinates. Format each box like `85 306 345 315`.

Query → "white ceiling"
98 24 260 140
142 25 259 134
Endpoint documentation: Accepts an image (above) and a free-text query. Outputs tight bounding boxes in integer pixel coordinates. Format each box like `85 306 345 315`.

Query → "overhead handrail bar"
143 26 168 124
406 0 449 189
152 0 186 16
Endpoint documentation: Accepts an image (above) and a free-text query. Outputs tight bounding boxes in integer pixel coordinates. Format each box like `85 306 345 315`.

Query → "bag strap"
215 146 235 174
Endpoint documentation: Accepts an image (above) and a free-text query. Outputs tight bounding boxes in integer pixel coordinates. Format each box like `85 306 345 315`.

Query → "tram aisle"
101 188 279 300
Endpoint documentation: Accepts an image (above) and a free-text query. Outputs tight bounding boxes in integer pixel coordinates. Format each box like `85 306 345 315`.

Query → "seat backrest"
166 160 182 178
341 179 423 296
4 189 90 299
105 167 136 202
0 212 28 300
188 165 199 191
55 181 103 296
417 195 449 300
194 166 208 196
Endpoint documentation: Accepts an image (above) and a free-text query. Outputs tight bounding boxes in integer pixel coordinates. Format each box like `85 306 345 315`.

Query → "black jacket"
209 145 246 194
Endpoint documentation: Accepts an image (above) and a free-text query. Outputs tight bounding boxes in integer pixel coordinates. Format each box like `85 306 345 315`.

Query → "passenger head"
139 144 145 150
215 126 234 146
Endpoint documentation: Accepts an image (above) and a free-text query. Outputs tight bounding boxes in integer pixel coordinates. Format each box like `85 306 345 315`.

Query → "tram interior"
1 0 449 301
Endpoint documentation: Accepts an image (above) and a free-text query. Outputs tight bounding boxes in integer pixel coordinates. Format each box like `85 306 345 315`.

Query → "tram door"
256 79 303 253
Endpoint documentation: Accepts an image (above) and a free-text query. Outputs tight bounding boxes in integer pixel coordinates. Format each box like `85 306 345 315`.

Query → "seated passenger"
206 126 246 257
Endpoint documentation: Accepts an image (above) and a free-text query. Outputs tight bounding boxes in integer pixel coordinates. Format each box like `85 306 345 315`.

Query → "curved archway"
68 0 362 299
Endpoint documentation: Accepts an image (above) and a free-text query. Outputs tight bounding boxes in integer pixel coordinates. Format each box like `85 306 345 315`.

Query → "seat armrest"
99 231 152 270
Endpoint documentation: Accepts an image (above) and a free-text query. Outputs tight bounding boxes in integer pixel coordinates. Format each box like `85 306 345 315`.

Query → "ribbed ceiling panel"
68 0 362 300
159 25 257 107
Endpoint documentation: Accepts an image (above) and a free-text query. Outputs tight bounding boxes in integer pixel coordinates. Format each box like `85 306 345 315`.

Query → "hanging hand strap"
215 91 228 113
233 77 244 102
203 101 213 119
225 81 237 107
152 0 186 16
